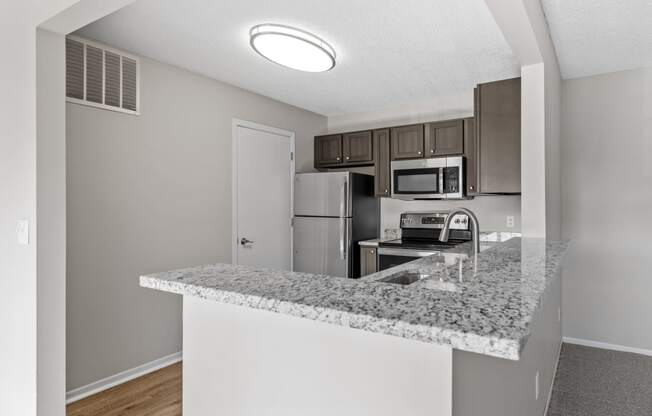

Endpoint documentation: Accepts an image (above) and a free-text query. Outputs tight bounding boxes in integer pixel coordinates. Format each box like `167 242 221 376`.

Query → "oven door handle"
377 247 440 257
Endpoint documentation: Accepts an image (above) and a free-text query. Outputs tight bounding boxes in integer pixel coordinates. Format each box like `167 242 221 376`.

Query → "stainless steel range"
378 211 471 271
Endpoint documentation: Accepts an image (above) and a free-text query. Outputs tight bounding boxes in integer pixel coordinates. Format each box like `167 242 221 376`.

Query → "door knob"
240 237 254 246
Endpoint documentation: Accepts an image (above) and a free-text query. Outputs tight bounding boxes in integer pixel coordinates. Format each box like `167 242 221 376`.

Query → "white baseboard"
563 337 652 357
66 351 182 404
544 341 563 416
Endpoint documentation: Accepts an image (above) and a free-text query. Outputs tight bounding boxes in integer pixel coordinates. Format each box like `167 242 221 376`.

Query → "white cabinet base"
183 296 452 416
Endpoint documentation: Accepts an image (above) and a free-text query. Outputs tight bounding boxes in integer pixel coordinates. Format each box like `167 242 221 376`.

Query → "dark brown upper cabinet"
373 129 391 197
474 77 521 194
343 131 373 163
390 124 424 160
463 117 477 195
314 134 343 167
425 119 464 157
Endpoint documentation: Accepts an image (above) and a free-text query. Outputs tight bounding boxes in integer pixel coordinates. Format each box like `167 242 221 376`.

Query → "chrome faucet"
440 208 480 255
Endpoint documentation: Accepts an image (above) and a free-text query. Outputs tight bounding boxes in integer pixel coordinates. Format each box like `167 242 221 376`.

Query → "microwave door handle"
439 168 444 194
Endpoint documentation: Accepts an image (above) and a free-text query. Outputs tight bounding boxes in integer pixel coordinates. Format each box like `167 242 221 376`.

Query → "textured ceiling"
542 0 652 79
77 0 519 116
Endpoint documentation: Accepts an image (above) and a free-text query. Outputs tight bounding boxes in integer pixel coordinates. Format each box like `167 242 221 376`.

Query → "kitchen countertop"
140 237 567 360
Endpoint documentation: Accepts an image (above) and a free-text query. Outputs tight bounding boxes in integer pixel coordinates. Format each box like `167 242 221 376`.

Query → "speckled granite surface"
140 237 567 360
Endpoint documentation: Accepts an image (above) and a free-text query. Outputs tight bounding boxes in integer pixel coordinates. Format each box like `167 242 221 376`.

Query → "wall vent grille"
66 37 140 115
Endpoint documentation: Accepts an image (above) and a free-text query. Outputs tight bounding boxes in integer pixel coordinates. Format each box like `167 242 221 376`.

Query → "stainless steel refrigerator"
294 172 379 278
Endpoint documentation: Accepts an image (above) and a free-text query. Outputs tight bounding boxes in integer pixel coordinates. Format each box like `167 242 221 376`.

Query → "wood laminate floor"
67 362 181 416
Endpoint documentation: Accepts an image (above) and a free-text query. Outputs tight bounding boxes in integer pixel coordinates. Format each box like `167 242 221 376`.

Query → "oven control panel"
400 212 469 230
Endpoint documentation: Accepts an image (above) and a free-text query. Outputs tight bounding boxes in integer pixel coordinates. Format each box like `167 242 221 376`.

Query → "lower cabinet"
360 246 378 277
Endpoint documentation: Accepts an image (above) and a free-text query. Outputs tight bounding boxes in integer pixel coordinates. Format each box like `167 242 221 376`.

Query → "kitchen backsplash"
381 195 521 233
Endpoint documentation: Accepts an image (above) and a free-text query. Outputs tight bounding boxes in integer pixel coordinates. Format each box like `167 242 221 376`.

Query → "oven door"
377 247 438 271
391 159 445 199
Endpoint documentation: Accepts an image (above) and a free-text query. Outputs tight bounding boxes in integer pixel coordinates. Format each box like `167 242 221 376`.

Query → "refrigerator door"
295 172 351 218
293 216 351 278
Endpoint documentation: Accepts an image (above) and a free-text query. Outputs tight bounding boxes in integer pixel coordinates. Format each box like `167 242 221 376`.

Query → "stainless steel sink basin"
378 271 430 286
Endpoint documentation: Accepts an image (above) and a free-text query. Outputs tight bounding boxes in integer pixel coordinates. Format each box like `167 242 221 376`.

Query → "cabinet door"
360 246 377 277
477 78 521 193
463 117 477 195
343 131 373 163
390 124 424 160
425 119 464 157
373 129 391 197
314 134 343 167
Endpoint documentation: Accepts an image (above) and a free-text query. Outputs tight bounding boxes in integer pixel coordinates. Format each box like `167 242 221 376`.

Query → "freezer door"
294 172 351 217
293 217 351 278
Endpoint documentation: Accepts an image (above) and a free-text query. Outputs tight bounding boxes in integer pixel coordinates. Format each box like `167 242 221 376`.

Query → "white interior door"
233 120 294 270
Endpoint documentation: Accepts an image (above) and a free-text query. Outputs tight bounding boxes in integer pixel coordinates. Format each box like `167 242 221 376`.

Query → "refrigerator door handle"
340 179 348 218
339 218 345 260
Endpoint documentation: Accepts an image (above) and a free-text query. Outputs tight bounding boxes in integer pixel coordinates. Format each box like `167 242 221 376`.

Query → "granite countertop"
140 237 567 360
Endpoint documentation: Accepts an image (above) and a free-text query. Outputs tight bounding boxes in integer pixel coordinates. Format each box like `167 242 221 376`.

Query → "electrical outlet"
535 371 540 400
506 216 515 228
17 220 29 246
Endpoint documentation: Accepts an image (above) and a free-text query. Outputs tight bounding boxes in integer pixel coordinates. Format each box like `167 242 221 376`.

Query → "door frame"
231 119 296 268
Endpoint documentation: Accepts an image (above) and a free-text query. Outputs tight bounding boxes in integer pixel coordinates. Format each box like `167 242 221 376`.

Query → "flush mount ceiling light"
249 24 336 72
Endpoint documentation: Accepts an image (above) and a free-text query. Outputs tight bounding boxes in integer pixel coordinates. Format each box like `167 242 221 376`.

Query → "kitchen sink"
378 271 431 286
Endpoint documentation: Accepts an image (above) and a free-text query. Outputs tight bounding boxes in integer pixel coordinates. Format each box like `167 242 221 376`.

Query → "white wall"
561 67 652 352
66 53 326 391
327 92 473 133
1 1 129 414
380 197 521 235
483 0 563 239
37 28 68 416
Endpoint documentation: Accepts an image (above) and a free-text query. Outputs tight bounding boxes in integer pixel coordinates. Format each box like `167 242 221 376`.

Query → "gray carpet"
547 343 652 416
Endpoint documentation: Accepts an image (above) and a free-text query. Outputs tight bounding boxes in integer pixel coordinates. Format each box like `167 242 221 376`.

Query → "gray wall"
66 55 326 390
561 67 652 351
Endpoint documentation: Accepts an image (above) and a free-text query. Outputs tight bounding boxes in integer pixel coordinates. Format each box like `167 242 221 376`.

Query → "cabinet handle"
469 186 474 191
430 149 434 154
385 189 388 193
417 151 422 155
346 156 350 160
370 250 375 254
336 157 340 161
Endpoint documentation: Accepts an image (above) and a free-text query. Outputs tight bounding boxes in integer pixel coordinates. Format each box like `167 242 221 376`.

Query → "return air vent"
66 37 140 114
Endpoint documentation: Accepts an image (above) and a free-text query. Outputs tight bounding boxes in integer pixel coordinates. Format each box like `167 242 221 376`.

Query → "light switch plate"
17 220 29 246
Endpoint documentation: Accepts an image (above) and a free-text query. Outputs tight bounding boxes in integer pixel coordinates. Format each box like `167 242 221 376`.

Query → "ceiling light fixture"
249 24 336 72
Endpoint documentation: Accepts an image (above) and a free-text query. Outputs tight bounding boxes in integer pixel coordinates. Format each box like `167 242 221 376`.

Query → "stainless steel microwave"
391 156 465 200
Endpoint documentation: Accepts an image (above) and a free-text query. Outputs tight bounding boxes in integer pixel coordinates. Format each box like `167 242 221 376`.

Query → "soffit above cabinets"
75 0 519 116
541 0 652 79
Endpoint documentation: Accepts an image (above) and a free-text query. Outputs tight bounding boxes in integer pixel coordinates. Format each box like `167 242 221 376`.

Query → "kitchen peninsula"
141 237 567 416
